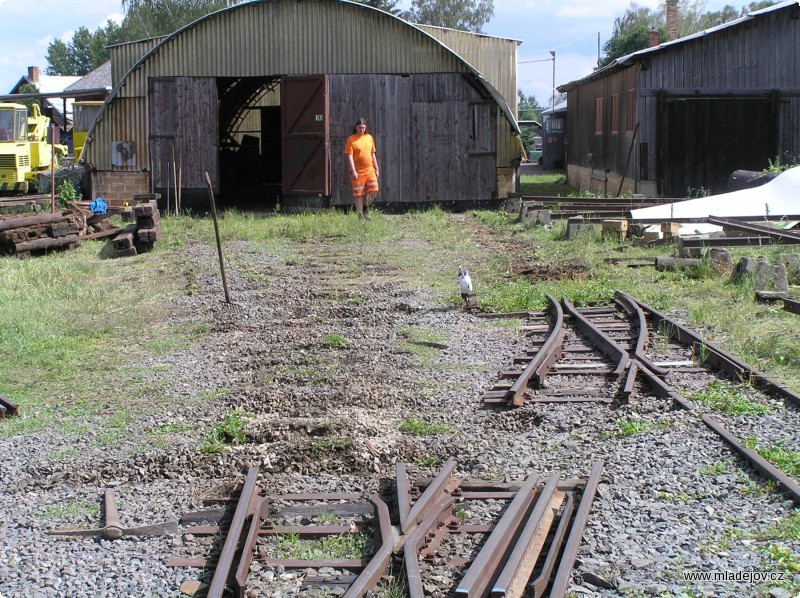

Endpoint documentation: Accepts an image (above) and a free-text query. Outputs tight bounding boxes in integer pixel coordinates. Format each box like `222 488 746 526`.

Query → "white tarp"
631 167 800 220
631 167 800 235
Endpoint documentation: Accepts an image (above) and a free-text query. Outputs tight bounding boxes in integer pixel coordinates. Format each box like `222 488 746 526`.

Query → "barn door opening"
660 97 778 197
281 75 330 203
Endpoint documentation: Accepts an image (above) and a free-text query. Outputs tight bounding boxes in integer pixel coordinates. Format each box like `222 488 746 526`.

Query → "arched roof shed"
86 0 521 209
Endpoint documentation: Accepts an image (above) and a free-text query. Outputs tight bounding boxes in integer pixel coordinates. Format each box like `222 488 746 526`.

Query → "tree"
402 0 494 32
517 90 542 122
599 1 777 67
352 0 402 15
517 90 543 157
46 21 123 76
119 0 243 41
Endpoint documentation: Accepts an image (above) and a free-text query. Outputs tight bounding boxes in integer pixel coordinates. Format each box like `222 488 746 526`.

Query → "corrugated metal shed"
86 0 522 206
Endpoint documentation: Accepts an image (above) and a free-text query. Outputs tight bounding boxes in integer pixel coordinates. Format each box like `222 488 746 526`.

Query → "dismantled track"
168 461 603 597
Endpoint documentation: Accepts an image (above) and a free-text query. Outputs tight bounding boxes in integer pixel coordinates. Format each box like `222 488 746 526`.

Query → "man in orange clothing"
343 117 380 220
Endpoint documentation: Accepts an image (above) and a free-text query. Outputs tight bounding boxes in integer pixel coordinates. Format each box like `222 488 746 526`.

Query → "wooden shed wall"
565 68 639 194
639 5 800 172
565 2 800 196
329 73 496 205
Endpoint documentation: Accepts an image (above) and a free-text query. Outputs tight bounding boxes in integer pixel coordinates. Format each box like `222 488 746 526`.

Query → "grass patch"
699 461 728 476
322 332 348 349
518 173 577 196
311 438 353 454
743 437 800 476
688 381 770 416
399 416 452 436
609 414 670 437
414 456 440 468
37 499 100 522
200 409 249 453
273 530 372 560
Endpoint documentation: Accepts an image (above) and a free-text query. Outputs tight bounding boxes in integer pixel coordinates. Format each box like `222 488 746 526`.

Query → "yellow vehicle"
73 100 104 161
0 102 67 194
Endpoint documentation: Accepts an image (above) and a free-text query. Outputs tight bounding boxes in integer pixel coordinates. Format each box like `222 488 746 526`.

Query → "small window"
626 89 636 132
595 97 603 135
611 94 619 135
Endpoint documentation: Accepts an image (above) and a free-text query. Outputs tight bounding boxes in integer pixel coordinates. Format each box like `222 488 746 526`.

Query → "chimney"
27 66 40 83
666 0 679 41
649 27 660 47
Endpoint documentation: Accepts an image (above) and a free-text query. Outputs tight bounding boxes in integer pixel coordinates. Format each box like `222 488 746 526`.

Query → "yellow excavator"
0 102 67 194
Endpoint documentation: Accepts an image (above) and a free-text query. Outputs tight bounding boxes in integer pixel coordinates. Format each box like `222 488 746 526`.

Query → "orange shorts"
350 171 379 198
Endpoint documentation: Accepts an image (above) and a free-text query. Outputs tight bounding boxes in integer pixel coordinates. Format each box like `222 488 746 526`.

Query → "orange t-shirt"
344 133 376 174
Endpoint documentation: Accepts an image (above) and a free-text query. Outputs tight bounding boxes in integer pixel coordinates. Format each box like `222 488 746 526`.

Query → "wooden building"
559 0 800 198
83 0 523 211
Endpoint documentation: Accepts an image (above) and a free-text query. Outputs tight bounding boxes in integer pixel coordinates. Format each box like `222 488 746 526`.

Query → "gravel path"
1 214 798 597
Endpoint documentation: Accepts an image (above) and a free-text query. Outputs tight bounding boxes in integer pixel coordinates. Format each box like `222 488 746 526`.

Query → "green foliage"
414 456 440 468
613 414 670 437
743 437 800 476
57 180 78 206
46 21 123 76
311 438 353 454
273 530 372 560
200 409 249 453
600 1 746 66
688 381 770 416
699 461 727 476
120 0 243 40
399 416 452 436
322 332 348 349
402 0 494 32
36 499 100 522
764 157 798 174
351 0 401 14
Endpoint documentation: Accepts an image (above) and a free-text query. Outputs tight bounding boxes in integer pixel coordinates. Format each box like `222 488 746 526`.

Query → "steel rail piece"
490 473 563 597
547 461 604 598
707 215 800 244
702 415 800 505
207 467 261 598
455 472 541 597
527 492 576 597
340 495 394 598
404 496 458 598
618 291 800 408
560 299 631 397
507 295 565 407
613 292 669 378
482 296 565 407
400 460 459 535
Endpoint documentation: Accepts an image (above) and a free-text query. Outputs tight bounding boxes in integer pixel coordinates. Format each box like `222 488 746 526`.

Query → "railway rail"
168 461 603 597
482 291 800 504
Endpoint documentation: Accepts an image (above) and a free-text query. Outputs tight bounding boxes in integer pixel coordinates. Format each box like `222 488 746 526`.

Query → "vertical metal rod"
50 124 57 213
205 171 232 304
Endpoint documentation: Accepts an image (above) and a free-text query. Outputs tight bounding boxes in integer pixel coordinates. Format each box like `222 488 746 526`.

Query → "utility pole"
550 51 556 116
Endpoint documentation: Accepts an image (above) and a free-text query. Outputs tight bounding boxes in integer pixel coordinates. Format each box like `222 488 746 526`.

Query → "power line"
517 32 600 62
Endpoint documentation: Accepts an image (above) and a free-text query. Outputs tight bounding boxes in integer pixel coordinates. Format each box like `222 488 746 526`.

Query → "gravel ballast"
1 216 798 597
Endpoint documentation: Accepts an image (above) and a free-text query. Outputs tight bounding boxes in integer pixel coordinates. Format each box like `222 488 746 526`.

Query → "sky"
0 0 752 109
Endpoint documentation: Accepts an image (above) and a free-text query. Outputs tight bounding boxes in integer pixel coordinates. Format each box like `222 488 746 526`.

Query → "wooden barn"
558 0 800 198
82 0 524 211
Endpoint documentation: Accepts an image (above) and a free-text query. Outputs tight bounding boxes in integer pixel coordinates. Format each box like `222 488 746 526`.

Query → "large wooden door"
281 75 329 195
149 77 218 190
